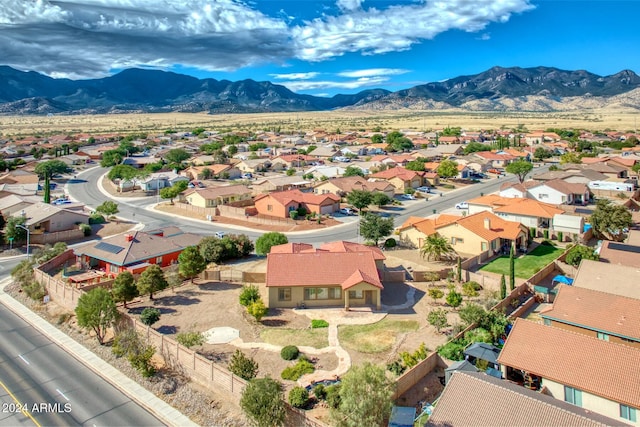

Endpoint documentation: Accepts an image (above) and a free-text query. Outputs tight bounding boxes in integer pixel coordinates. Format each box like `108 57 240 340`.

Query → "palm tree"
420 233 457 261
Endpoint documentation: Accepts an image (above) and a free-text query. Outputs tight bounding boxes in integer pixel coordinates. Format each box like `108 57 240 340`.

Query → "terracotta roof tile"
454 211 525 241
598 241 640 268
498 319 640 408
319 241 386 261
256 189 339 205
427 371 619 427
540 285 640 342
370 167 420 181
270 243 317 253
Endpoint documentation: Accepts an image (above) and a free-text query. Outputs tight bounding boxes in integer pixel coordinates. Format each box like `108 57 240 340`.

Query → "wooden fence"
392 352 447 400
31 229 85 245
172 202 219 218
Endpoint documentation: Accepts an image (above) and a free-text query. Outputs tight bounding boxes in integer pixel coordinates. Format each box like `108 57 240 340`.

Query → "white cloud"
477 33 491 41
292 0 534 61
336 0 364 12
279 76 390 92
338 68 409 78
270 72 320 80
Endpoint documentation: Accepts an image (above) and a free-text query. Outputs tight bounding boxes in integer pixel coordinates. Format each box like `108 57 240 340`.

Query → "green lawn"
338 318 419 353
260 328 329 349
479 244 564 279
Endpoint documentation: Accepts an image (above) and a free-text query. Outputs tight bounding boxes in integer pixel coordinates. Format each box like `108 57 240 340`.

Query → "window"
305 287 340 300
620 405 637 422
564 386 582 407
267 204 272 211
278 288 291 302
543 318 551 326
597 332 609 341
109 264 119 273
538 193 549 199
349 290 364 299
481 242 488 251
156 256 163 264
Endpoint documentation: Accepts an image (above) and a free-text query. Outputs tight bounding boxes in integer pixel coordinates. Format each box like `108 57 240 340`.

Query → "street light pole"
16 224 30 261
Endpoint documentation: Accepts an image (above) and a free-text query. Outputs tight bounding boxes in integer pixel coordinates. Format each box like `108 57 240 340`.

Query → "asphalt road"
0 301 163 427
67 165 549 245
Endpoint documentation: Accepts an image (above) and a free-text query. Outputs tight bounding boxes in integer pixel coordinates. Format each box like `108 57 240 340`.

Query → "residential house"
181 164 241 180
0 170 39 185
473 151 517 168
251 175 311 194
122 156 160 169
73 227 201 277
272 154 316 169
303 165 346 179
313 176 395 199
0 194 39 216
573 259 640 300
398 211 527 255
59 154 90 166
0 183 39 197
265 241 384 309
432 144 465 156
531 169 609 184
369 167 424 192
467 194 565 229
13 202 90 233
525 179 590 205
254 189 340 218
499 180 543 199
498 319 640 425
235 159 271 173
182 184 252 208
427 371 621 427
131 171 189 192
524 131 562 145
539 285 640 349
598 240 640 268
190 154 217 166
562 163 628 180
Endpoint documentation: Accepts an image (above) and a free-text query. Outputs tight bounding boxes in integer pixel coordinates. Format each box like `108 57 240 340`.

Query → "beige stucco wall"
398 227 427 249
437 223 492 255
542 378 638 426
185 192 207 208
267 282 381 309
41 211 89 232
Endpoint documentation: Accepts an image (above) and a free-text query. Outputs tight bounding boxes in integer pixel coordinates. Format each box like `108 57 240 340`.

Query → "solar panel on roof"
608 243 640 253
95 242 124 254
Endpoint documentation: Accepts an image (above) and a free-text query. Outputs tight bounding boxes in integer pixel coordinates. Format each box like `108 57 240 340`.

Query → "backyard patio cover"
552 275 574 285
388 406 416 427
464 342 502 365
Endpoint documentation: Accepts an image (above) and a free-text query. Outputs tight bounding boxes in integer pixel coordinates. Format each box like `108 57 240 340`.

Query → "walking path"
0 278 198 427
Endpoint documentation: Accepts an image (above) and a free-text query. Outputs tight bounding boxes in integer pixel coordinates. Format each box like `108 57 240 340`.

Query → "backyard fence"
34 268 84 311
199 269 264 283
171 202 219 218
392 352 447 401
30 229 85 245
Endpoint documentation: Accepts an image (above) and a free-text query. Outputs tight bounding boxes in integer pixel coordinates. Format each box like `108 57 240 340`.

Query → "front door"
365 291 374 305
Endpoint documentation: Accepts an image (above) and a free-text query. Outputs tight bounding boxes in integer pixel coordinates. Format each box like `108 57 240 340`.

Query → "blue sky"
1 1 639 97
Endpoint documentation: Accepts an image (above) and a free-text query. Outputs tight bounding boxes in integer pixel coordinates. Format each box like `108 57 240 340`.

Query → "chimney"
484 218 491 230
125 234 134 242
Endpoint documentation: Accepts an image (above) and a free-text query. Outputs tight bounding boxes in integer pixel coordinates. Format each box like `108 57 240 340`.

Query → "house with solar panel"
73 226 201 277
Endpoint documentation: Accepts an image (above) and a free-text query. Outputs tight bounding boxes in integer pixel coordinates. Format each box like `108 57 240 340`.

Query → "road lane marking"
0 379 41 427
18 355 30 365
55 389 70 401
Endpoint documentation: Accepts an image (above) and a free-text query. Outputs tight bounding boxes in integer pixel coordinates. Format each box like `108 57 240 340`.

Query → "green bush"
280 345 300 360
23 281 47 301
529 227 536 239
228 349 259 380
313 384 327 400
464 327 493 344
79 223 92 236
89 214 105 224
386 360 406 376
436 339 467 361
311 319 329 328
289 210 298 220
288 386 309 408
384 238 396 248
281 358 315 381
239 285 260 307
326 384 342 409
176 331 205 348
557 231 564 242
543 229 549 239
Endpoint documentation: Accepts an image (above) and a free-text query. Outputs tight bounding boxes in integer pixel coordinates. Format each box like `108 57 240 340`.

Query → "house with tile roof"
13 202 90 234
181 164 241 180
598 240 640 268
539 285 640 349
572 259 640 300
369 167 426 192
182 184 253 208
467 194 565 229
397 211 527 255
0 169 39 185
504 178 590 205
254 189 340 218
473 151 517 168
313 176 395 199
0 194 39 216
251 175 311 194
497 319 640 425
427 371 621 427
265 241 385 309
73 226 201 277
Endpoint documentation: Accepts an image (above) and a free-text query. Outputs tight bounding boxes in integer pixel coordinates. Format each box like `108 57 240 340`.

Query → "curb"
0 279 198 427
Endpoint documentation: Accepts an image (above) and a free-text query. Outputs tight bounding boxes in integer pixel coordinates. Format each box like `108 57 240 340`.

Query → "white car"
401 194 416 200
455 202 469 210
416 186 431 193
339 208 355 215
214 231 226 238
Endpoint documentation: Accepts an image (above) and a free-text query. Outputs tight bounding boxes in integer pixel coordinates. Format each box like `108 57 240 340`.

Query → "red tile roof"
254 189 340 205
453 211 526 241
498 319 640 408
319 241 386 260
370 167 421 181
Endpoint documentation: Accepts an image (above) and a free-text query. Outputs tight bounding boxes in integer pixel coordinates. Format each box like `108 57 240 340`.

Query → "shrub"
79 223 92 236
281 345 300 360
437 339 467 361
326 384 342 409
565 244 599 267
140 307 161 326
89 214 105 224
543 229 549 239
313 384 327 400
387 360 406 376
529 227 536 239
23 281 47 301
228 349 259 380
557 231 564 242
384 238 396 248
464 327 493 344
288 386 309 409
176 331 205 348
247 298 268 322
311 319 329 329
239 285 260 307
281 358 315 381
289 210 298 220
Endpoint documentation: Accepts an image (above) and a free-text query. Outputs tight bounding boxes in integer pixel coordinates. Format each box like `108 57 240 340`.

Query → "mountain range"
1 65 640 115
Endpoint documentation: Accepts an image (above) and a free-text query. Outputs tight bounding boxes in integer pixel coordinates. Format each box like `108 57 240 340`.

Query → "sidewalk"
0 278 198 427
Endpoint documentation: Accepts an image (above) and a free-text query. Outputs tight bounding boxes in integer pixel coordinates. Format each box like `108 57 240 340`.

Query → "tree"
427 308 449 333
428 288 444 304
140 307 161 326
463 142 491 155
96 200 119 218
590 199 633 242
176 331 205 348
371 192 391 207
75 287 118 345
343 166 364 177
228 349 259 380
200 168 213 179
359 213 394 246
386 131 413 152
255 232 288 255
632 162 640 177
240 377 285 427
560 152 582 164
446 290 463 309
405 160 425 171
509 245 515 290
565 244 599 267
534 147 553 161
159 181 188 204
462 281 480 299
101 149 124 167
457 257 462 282
347 189 373 213
458 302 486 325
34 160 71 204
136 264 168 300
436 159 458 180
107 164 140 181
289 387 309 409
331 362 392 427
240 285 261 307
178 246 207 283
111 271 138 308
163 148 190 164
505 160 534 183
420 233 457 261
165 263 183 292
500 274 507 299
371 134 383 144
4 216 27 243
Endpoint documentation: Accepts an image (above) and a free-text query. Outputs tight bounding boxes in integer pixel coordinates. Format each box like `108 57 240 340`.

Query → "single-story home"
254 189 340 218
14 202 90 233
182 184 253 208
313 176 395 198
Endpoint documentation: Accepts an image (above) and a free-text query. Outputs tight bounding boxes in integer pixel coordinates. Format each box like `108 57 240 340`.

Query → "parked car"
214 231 226 238
241 173 253 179
488 168 504 175
339 208 355 215
401 194 416 200
416 186 431 193
455 202 469 210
